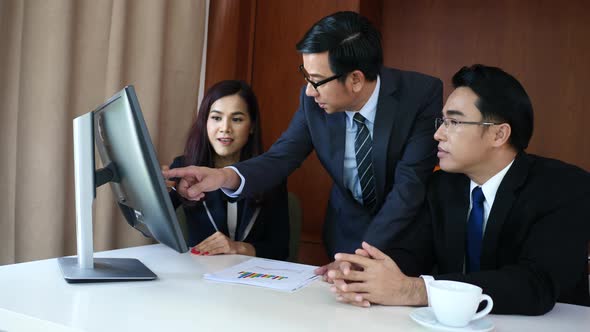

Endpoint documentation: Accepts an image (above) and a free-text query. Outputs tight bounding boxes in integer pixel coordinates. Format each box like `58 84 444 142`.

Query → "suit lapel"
236 200 254 241
327 112 347 187
445 175 471 271
206 191 228 234
373 69 401 204
480 153 530 269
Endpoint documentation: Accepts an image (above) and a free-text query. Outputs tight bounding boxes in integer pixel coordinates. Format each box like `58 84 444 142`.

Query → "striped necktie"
353 113 376 211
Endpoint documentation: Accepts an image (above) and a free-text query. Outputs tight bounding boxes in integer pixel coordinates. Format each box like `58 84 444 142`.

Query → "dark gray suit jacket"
235 67 443 256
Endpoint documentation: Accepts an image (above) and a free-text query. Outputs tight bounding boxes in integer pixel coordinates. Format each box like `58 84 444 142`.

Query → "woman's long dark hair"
183 80 262 167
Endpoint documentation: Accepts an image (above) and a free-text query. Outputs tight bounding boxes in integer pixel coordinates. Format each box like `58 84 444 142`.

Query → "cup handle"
471 294 493 321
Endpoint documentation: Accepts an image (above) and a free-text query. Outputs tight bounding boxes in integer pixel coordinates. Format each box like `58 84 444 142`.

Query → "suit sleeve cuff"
420 275 435 307
220 166 245 198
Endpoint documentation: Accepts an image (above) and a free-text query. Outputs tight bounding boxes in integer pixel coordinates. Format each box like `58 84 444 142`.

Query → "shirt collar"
470 159 515 207
345 75 380 127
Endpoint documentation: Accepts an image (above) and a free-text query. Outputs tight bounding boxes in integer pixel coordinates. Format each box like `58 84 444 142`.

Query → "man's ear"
492 123 511 147
349 70 365 93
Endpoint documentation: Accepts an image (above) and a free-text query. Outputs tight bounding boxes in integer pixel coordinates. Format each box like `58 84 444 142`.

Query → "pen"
169 183 213 230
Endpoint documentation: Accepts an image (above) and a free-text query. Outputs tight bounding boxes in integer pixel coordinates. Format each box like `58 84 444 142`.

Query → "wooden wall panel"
381 0 590 170
205 0 589 265
359 0 382 32
204 0 256 90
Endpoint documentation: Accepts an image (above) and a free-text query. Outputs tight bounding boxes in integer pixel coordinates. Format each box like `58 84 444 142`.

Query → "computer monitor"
57 85 189 283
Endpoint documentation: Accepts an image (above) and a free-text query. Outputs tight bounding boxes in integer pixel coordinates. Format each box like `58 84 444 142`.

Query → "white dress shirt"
343 76 380 204
467 159 514 232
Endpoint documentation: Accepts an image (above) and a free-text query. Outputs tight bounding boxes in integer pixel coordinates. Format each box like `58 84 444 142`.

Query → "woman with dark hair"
164 80 289 260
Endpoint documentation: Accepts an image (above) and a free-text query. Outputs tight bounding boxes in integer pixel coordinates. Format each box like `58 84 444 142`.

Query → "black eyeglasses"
298 65 342 91
435 117 503 130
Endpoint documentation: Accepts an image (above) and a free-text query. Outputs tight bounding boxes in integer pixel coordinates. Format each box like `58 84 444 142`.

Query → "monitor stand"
57 112 156 283
57 257 155 283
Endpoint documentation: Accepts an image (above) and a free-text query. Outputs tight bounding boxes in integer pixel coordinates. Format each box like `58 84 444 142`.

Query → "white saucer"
410 307 494 331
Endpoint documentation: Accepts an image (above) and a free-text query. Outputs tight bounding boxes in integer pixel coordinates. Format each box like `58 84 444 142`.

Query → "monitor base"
57 257 157 283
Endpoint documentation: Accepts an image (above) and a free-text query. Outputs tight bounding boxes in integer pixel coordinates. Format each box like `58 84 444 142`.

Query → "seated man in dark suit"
328 64 590 315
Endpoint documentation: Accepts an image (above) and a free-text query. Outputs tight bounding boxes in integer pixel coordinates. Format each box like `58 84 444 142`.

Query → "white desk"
0 244 588 332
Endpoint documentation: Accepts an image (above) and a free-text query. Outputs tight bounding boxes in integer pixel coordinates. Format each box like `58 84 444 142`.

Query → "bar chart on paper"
204 258 319 292
238 271 288 280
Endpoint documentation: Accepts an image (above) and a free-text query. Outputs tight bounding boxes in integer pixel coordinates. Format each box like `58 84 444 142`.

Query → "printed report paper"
203 257 320 292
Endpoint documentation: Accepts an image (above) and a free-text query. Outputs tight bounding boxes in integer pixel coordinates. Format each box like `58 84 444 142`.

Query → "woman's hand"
161 165 176 192
191 231 255 256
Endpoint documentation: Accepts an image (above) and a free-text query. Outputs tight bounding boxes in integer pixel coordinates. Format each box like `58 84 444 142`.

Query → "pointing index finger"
162 167 193 179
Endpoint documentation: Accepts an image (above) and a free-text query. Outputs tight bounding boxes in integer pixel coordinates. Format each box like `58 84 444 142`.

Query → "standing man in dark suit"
328 64 590 315
164 12 442 275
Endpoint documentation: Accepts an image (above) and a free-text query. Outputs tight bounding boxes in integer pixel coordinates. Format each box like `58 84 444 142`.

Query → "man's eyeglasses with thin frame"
435 117 503 130
298 65 342 91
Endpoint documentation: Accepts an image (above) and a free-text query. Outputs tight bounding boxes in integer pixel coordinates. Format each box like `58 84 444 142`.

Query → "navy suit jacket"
235 67 443 256
389 153 590 315
170 157 289 260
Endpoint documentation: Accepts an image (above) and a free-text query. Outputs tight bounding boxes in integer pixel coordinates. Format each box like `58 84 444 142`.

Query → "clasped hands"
318 242 428 308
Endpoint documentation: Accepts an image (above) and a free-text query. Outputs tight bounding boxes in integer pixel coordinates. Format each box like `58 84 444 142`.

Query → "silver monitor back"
94 86 188 252
58 85 188 283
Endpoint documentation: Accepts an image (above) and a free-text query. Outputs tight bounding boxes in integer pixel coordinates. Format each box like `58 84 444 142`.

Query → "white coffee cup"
428 280 493 327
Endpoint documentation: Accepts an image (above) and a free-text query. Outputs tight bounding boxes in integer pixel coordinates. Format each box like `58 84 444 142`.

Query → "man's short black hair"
296 11 382 81
453 64 534 151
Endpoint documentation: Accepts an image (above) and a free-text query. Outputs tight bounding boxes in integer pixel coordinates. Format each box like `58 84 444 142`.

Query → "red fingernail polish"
204 252 209 255
190 248 200 255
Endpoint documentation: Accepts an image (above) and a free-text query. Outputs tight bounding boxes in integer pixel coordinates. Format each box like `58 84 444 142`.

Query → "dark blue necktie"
466 186 485 273
353 113 377 211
